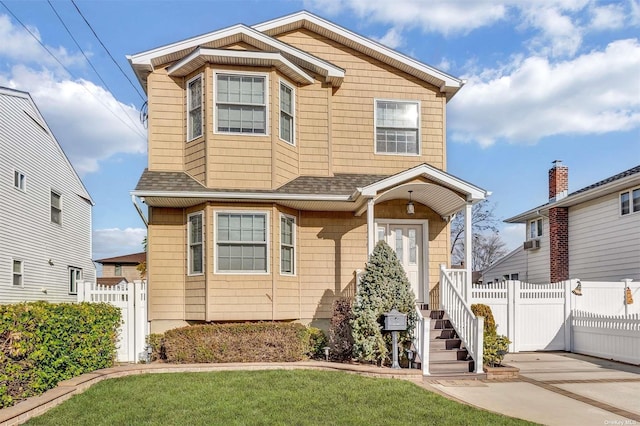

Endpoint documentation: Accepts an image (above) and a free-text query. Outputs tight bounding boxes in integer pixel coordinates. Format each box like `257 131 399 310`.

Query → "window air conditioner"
523 239 541 250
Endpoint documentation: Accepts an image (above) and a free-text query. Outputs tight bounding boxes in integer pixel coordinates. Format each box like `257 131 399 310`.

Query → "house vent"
523 239 541 250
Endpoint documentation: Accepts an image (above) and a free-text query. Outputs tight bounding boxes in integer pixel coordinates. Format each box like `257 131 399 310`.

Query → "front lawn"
27 370 535 425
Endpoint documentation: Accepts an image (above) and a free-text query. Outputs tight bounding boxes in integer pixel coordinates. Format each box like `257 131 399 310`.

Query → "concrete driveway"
422 352 640 426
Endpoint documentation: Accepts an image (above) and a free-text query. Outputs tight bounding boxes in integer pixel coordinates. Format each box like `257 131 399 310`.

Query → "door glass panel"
377 226 386 243
394 228 403 261
409 228 417 265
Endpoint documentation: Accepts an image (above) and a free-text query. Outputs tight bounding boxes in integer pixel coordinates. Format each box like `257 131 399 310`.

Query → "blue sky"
0 0 638 260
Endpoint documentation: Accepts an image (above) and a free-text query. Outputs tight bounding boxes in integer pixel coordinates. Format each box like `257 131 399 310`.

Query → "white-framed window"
51 190 62 225
375 100 420 155
216 211 268 273
114 264 122 276
69 267 82 295
215 73 267 135
279 81 294 144
187 74 203 141
620 187 640 216
529 218 543 239
280 214 295 275
14 170 26 191
12 259 23 286
188 212 204 275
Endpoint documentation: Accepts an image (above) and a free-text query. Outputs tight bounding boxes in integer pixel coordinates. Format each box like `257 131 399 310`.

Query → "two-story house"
483 161 640 284
0 87 95 303
95 251 146 284
129 11 488 334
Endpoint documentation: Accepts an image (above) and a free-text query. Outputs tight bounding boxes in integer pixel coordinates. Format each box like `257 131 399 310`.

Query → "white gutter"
130 190 353 202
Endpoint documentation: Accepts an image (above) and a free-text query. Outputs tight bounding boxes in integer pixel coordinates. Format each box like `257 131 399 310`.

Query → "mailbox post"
384 309 407 369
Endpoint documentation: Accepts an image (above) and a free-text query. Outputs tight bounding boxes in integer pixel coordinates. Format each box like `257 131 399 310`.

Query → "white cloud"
450 39 640 146
93 227 146 260
372 27 404 49
521 6 583 57
589 4 626 30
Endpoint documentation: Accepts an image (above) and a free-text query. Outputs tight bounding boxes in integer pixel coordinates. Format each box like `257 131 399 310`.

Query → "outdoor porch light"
406 190 415 215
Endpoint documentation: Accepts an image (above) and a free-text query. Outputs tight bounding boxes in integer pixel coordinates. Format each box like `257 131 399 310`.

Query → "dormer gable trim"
254 11 465 100
167 48 315 85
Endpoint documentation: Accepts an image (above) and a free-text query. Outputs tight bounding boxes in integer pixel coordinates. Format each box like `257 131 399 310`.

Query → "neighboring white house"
484 161 640 284
0 87 95 303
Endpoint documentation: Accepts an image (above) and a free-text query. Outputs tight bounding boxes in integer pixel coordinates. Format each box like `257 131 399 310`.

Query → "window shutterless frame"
50 190 62 225
13 170 26 192
187 211 204 275
186 74 204 141
529 218 543 239
12 259 23 287
279 80 295 145
68 267 82 295
374 99 421 156
280 213 296 275
214 71 269 136
214 210 270 274
620 187 640 216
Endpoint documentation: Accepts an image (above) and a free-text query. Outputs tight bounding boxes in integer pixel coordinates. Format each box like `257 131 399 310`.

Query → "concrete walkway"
422 352 640 426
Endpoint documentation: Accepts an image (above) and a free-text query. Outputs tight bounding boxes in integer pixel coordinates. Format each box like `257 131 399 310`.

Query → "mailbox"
383 309 407 331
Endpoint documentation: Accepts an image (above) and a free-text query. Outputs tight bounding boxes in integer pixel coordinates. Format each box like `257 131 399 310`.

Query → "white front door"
376 223 424 302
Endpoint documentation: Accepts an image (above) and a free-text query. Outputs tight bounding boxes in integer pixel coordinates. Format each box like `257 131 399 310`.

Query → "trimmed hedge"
0 302 120 408
153 322 325 363
471 303 497 335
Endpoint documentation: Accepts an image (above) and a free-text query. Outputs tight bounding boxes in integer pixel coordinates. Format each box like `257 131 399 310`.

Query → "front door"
376 223 423 302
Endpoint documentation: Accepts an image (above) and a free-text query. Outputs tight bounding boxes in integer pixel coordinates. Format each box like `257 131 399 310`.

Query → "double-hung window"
216 74 266 134
279 82 294 144
620 187 640 216
13 260 23 286
280 215 295 275
216 212 268 273
529 218 543 239
187 74 203 141
14 170 26 191
188 212 204 275
51 191 62 225
69 267 82 295
375 100 419 154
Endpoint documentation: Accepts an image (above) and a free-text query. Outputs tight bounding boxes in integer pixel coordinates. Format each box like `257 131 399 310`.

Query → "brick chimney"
548 161 569 283
549 160 568 201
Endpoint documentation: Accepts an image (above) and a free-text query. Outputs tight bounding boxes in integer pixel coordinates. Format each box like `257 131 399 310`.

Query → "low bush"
0 302 120 408
328 298 353 361
303 327 327 359
159 322 323 363
483 333 511 367
471 303 497 335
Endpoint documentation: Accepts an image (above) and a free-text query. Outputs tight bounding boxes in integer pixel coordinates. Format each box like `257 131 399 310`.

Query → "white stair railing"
413 305 430 375
440 265 484 374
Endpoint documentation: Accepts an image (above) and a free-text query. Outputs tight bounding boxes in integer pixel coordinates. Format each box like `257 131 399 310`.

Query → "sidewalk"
421 352 640 426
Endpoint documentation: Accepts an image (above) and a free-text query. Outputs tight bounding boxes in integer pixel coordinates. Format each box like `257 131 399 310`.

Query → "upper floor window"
187 74 203 141
188 212 204 275
69 267 82 295
280 214 295 275
620 187 640 216
216 74 266 135
114 264 122 276
216 212 268 273
529 218 542 239
14 170 26 191
13 259 23 286
51 191 62 225
375 100 419 155
279 82 294 144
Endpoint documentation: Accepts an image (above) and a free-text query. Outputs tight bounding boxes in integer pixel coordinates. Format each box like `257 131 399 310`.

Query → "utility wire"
0 0 146 141
71 0 146 102
47 0 144 137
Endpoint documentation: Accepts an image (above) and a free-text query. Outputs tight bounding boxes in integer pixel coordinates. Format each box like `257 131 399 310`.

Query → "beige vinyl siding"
277 29 445 175
147 208 185 321
0 90 94 303
297 78 330 176
147 69 184 171
101 264 142 282
274 77 300 187
569 193 640 281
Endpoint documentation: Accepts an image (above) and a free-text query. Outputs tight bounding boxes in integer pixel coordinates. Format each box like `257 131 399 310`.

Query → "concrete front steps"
422 309 486 380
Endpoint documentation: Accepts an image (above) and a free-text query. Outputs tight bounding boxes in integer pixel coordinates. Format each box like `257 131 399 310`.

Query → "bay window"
216 74 266 134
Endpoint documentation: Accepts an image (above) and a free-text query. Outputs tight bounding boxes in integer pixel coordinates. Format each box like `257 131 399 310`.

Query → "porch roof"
132 164 488 216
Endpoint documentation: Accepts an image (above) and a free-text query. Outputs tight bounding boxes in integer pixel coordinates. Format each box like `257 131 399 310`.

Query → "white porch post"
464 201 473 302
367 198 375 255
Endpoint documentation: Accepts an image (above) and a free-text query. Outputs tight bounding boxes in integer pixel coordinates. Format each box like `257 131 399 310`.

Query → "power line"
0 0 147 141
47 0 144 136
70 0 146 102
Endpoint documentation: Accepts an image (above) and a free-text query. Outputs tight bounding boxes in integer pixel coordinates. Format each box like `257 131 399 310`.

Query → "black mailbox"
383 309 407 331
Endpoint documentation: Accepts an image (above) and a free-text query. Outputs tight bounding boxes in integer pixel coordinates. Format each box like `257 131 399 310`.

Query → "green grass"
27 370 535 426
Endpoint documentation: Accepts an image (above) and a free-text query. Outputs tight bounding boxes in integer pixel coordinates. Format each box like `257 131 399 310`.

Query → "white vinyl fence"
77 280 148 363
470 279 639 364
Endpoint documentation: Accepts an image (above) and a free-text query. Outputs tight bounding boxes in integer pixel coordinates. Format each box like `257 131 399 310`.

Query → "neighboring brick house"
483 161 640 284
0 87 95 302
128 11 488 334
95 252 146 283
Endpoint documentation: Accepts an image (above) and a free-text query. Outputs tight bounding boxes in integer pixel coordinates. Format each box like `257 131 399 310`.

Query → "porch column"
464 201 473 302
367 198 375 255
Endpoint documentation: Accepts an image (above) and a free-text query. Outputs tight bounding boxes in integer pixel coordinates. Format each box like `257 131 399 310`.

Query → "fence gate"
77 280 147 362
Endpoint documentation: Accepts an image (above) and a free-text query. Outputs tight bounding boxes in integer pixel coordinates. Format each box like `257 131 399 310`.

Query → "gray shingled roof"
134 169 389 196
